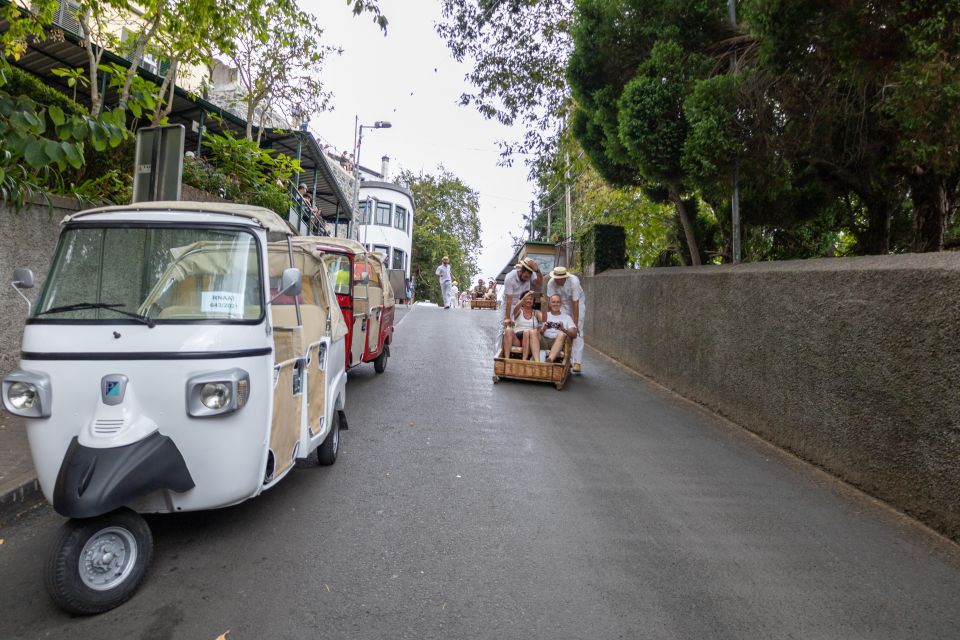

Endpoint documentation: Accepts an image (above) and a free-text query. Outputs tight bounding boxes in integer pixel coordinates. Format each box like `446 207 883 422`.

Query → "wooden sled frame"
470 297 497 310
493 342 571 390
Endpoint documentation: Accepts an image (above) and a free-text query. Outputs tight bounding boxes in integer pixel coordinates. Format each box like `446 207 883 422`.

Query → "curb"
0 477 44 526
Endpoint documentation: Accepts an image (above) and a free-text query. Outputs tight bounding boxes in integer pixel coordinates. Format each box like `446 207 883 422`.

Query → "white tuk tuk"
2 201 348 614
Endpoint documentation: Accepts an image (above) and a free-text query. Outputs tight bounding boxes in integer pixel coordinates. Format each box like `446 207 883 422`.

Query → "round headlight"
8 382 38 410
200 382 231 410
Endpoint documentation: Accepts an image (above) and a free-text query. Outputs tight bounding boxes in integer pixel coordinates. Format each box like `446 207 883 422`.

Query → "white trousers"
440 281 452 307
571 306 585 364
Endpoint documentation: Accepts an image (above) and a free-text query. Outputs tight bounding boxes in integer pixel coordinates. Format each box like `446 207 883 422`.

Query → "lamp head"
373 121 392 129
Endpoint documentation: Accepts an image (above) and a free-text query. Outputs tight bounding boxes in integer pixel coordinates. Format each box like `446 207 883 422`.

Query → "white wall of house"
357 182 415 279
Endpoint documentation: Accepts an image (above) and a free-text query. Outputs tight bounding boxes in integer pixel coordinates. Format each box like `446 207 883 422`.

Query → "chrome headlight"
2 369 51 418
186 369 249 417
200 383 231 410
8 382 38 409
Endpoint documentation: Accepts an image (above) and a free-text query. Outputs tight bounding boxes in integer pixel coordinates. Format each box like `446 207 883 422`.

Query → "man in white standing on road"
546 266 585 374
450 280 460 308
496 257 541 352
435 256 453 309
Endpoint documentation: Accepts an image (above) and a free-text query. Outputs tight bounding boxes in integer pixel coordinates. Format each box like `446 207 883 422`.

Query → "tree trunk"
80 10 102 116
668 184 701 266
910 171 951 253
152 59 179 125
857 193 892 255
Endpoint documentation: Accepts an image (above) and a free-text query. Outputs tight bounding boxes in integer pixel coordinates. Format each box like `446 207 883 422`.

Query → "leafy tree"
739 0 960 252
568 1 728 264
396 168 482 304
437 0 574 163
220 0 339 141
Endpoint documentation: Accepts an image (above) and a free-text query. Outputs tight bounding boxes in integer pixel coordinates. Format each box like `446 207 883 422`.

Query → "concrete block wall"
0 197 79 375
583 254 960 542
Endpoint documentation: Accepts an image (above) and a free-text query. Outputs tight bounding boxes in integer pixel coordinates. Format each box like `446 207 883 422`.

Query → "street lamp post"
352 118 392 240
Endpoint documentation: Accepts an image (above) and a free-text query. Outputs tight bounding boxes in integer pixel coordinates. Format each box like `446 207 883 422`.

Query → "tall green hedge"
579 224 627 274
4 66 87 116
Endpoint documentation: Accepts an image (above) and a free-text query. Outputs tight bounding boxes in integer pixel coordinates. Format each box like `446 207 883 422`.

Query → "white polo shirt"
547 274 584 317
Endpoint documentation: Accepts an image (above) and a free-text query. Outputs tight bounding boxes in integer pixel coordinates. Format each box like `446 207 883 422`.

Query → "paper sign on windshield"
202 291 243 316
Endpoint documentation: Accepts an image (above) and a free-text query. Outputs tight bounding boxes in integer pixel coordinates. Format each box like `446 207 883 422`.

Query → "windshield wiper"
35 302 156 328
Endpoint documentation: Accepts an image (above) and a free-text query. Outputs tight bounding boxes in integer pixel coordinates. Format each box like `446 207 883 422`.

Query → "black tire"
44 508 153 615
373 347 388 373
317 411 340 466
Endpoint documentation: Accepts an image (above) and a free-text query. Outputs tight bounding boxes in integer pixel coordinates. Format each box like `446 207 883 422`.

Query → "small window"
375 202 392 226
394 206 407 231
392 248 405 271
373 245 389 261
358 201 370 225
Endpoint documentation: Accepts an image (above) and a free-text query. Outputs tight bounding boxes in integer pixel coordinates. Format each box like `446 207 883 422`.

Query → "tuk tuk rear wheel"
317 411 341 466
44 508 153 615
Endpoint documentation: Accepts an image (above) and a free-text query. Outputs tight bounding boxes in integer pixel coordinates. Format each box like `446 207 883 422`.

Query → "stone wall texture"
583 253 960 542
0 197 79 375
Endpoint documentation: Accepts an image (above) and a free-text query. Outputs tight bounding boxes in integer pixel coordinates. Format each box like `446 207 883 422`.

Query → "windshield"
325 255 352 296
34 226 263 322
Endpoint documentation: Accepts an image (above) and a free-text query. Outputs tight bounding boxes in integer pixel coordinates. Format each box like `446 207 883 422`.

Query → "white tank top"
514 310 538 332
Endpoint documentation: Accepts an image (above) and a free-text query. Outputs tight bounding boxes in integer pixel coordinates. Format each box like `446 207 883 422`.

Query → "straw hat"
549 266 569 279
518 257 538 273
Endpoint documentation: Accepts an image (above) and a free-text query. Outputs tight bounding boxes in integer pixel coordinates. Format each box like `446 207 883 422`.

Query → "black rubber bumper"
53 432 195 519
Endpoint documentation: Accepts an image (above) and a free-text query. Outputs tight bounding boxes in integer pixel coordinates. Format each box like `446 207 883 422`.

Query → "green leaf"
62 142 83 169
44 138 64 164
72 121 89 141
48 105 65 126
24 140 47 168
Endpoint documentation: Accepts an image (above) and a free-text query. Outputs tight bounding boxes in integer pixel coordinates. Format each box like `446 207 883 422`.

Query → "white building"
356 156 415 281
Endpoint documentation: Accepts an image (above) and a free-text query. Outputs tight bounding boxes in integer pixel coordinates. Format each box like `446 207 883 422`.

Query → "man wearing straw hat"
496 257 541 353
435 256 453 309
546 266 585 374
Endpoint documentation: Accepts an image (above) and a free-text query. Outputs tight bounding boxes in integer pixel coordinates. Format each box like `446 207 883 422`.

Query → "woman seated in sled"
502 291 543 361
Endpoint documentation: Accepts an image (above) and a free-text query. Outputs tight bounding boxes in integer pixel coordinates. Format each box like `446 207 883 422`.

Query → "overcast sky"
300 0 534 279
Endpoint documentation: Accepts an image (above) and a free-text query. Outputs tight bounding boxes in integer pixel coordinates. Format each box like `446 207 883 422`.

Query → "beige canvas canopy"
308 236 368 257
287 236 394 307
63 201 295 235
267 241 348 342
365 251 395 307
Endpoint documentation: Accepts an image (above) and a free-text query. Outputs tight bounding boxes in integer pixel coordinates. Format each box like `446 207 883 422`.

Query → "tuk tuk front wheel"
44 508 153 615
316 411 341 466
373 347 388 373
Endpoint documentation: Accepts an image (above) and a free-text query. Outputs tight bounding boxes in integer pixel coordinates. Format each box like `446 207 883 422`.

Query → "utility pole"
729 0 741 263
564 151 573 266
529 201 535 240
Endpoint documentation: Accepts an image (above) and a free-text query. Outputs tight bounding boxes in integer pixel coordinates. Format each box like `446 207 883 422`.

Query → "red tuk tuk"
308 237 395 372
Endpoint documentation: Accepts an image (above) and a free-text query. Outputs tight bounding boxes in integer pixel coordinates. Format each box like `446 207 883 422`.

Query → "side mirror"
11 267 35 314
280 268 302 296
13 267 34 289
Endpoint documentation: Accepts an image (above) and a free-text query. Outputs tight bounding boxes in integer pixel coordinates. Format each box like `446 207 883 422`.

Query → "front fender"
53 432 195 519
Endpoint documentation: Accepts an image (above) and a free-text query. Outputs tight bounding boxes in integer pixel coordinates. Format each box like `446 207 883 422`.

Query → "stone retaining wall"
583 254 960 542
0 197 79 374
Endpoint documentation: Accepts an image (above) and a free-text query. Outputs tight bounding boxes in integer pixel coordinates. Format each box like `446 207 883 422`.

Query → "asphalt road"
2 305 960 639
